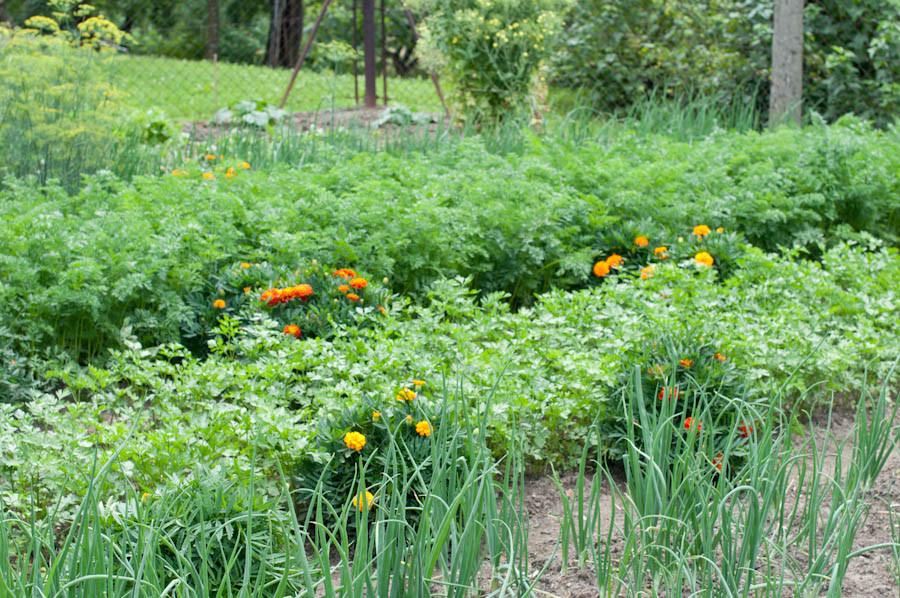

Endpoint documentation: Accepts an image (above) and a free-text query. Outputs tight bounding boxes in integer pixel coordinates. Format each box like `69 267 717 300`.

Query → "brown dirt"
182 105 447 140
519 408 900 597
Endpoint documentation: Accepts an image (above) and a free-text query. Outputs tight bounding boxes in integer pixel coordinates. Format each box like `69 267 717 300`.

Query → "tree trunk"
205 0 219 61
362 0 377 106
769 0 804 127
0 0 9 23
266 0 305 68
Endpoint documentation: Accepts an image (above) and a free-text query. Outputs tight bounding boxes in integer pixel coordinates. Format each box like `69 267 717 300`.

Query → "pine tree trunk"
206 0 220 60
769 0 804 127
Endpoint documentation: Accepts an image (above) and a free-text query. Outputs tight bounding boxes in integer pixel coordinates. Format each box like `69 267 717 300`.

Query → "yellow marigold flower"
203 172 214 180
396 388 416 401
240 262 250 269
695 251 714 267
344 431 366 451
213 299 226 309
593 260 610 277
243 286 251 294
406 414 413 423
205 154 216 160
172 169 183 176
239 161 250 169
653 246 667 256
606 253 624 268
372 411 381 420
693 224 711 239
635 236 649 247
716 227 724 233
680 358 693 367
416 420 433 437
412 379 425 387
378 305 387 315
352 490 374 511
141 492 150 502
640 264 656 279
349 277 368 289
226 167 235 179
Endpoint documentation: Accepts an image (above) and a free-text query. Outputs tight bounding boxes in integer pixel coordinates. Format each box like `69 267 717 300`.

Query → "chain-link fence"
6 0 444 122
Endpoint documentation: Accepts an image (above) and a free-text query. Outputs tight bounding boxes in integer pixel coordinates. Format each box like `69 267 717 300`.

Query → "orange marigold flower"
415 420 433 437
412 379 425 387
205 154 216 160
714 352 726 362
712 453 724 472
695 252 714 267
738 423 754 438
202 172 214 180
352 490 374 511
680 358 693 367
593 260 610 277
635 236 649 247
243 286 251 294
240 262 250 269
213 299 226 309
333 268 357 279
377 305 387 315
344 431 366 451
653 246 668 256
396 388 416 401
658 387 679 401
226 167 235 179
346 293 360 301
349 277 368 289
337 285 350 293
239 161 250 169
640 264 656 279
283 324 301 338
693 224 711 238
606 254 624 268
684 417 702 433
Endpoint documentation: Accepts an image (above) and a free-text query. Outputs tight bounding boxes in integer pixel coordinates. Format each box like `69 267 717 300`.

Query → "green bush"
551 0 900 128
412 0 569 122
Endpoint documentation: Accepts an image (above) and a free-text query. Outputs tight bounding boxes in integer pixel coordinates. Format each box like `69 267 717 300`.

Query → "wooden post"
353 0 359 104
362 0 377 107
381 0 387 106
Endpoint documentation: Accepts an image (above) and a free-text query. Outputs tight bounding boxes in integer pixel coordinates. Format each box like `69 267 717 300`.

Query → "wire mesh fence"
5 0 444 122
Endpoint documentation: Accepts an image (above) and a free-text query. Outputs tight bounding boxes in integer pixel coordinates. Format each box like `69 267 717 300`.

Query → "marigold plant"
415 421 433 437
695 251 714 267
352 490 375 511
344 431 366 451
693 224 711 238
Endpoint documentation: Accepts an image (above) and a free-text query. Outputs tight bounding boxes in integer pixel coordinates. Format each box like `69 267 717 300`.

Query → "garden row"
4 239 898 517
2 119 898 373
